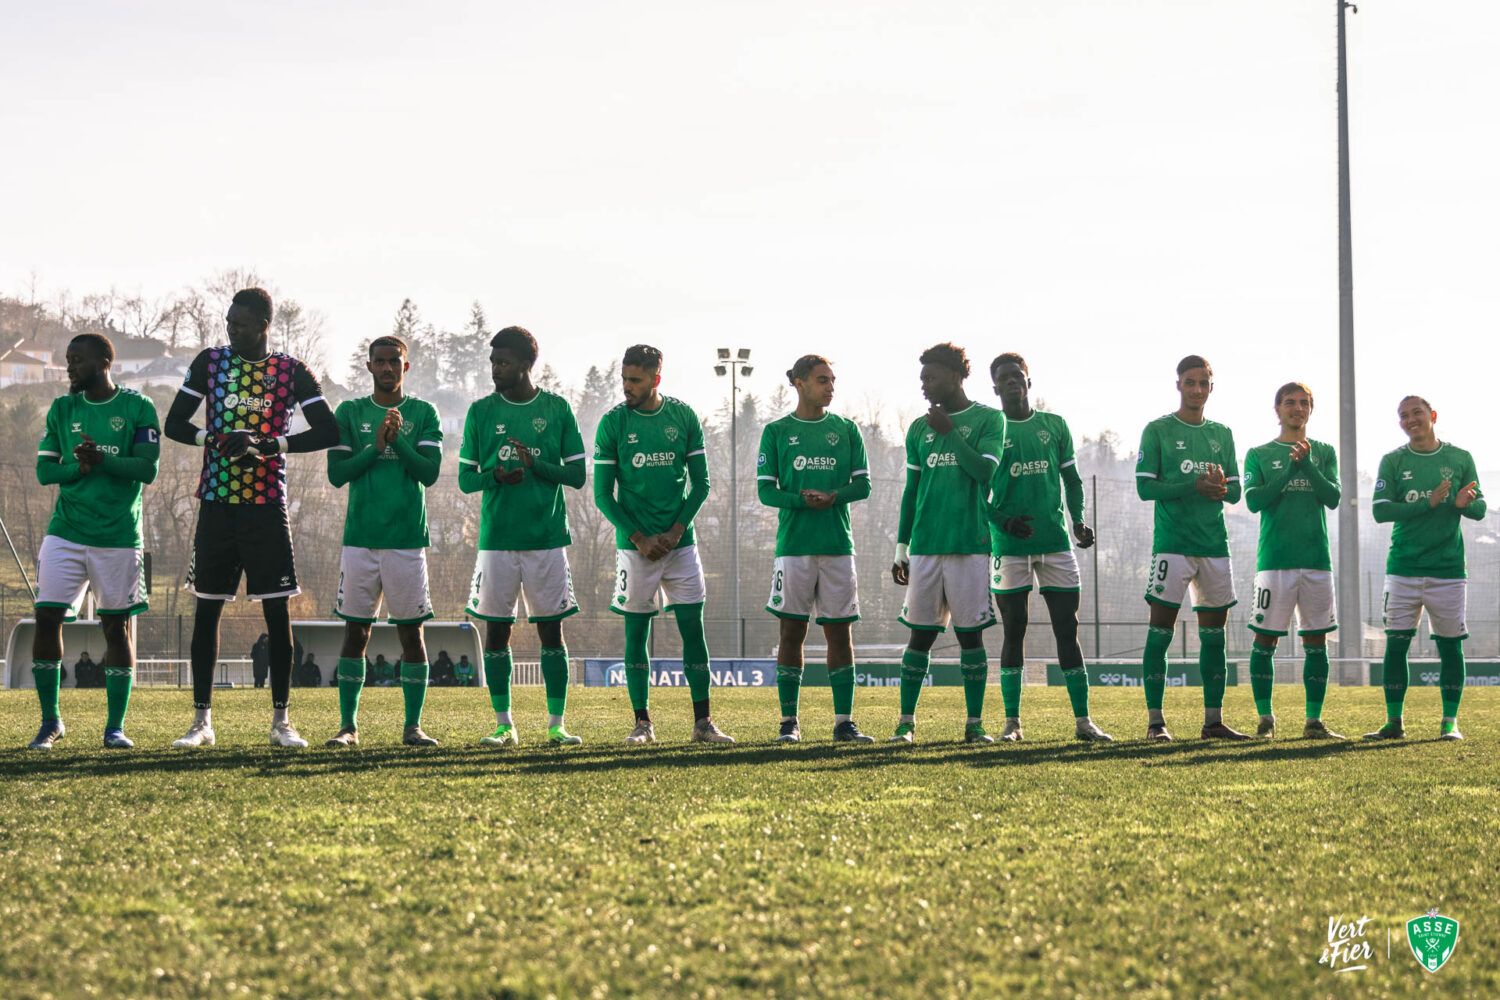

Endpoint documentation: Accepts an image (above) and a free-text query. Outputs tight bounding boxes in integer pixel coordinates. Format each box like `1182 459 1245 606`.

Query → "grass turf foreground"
0 686 1496 999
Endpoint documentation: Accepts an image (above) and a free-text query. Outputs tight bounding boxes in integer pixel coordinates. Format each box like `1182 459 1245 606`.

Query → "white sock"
272 707 289 727
1075 716 1092 729
781 715 797 723
1148 709 1165 725
966 716 981 725
194 707 212 726
899 714 915 724
495 711 513 726
1005 716 1020 725
1442 715 1457 725
1205 707 1223 724
548 714 564 728
1260 713 1275 723
834 714 851 724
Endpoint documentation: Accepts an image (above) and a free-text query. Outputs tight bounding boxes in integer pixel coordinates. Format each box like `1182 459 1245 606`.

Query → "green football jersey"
37 388 160 548
903 403 1007 556
1136 414 1239 558
592 396 706 550
460 390 586 551
757 412 870 556
1373 442 1484 579
333 395 442 549
989 411 1082 557
1244 438 1337 571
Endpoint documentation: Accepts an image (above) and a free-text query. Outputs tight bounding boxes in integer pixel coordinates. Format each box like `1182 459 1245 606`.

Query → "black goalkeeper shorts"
186 500 300 601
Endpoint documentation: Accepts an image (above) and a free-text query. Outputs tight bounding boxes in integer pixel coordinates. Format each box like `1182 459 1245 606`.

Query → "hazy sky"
4 1 1497 471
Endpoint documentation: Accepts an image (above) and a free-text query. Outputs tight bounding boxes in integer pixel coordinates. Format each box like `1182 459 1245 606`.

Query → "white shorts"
466 548 579 623
35 535 147 619
611 545 707 616
334 547 433 624
1145 553 1236 611
766 555 860 623
990 551 1081 595
1383 575 1467 639
1249 569 1336 637
899 553 995 633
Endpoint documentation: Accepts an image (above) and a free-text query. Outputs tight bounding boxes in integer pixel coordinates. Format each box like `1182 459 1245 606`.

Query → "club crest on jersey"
110 416 125 432
1209 440 1221 453
959 425 972 438
825 431 839 446
1440 467 1454 481
532 417 547 433
665 426 680 442
1037 429 1050 445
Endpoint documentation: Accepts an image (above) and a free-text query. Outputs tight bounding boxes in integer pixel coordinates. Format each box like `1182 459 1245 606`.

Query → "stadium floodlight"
1336 0 1362 673
715 347 753 654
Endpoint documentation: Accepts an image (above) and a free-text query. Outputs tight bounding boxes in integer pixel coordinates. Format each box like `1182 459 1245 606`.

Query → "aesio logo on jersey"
793 455 837 472
1010 459 1049 478
632 451 676 469
223 393 272 414
498 444 540 461
926 452 958 468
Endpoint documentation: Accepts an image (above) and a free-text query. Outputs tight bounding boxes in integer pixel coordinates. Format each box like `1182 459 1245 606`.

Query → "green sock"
1303 646 1329 719
625 666 650 712
540 646 570 718
336 656 366 729
400 661 429 728
899 648 929 716
104 667 133 730
999 666 1022 718
776 664 803 718
624 614 652 711
1143 627 1172 711
1061 665 1090 717
1249 644 1275 716
960 646 988 720
485 648 513 714
1198 628 1227 710
1435 636 1466 719
1382 631 1413 720
829 664 855 717
32 661 62 722
674 603 712 703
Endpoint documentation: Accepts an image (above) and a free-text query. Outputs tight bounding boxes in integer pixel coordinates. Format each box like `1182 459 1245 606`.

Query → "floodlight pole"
1336 0 1363 669
716 349 752 655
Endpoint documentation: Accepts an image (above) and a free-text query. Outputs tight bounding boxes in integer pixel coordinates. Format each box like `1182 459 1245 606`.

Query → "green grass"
1 686 1496 999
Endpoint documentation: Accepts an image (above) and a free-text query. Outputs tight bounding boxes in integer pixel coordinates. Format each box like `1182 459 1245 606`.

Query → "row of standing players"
23 290 1486 751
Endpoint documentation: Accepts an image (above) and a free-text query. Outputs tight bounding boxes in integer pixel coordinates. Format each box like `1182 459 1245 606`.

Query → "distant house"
0 338 66 388
117 352 190 390
112 337 174 375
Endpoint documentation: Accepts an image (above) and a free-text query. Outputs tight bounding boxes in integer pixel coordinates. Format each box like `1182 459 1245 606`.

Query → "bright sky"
4 1 1497 473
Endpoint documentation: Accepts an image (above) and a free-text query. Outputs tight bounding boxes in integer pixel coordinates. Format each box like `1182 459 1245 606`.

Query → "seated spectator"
430 650 455 687
453 654 475 687
374 655 396 687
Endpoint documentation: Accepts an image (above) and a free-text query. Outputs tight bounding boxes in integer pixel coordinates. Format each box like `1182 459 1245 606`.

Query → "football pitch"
2 686 1496 999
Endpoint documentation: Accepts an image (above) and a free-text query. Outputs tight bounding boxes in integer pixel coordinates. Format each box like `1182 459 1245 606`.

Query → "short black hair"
1399 394 1432 412
368 335 408 358
1274 381 1313 407
622 344 663 371
231 287 274 326
1176 354 1212 378
918 342 970 379
989 352 1028 378
490 326 539 367
68 332 115 363
787 354 831 385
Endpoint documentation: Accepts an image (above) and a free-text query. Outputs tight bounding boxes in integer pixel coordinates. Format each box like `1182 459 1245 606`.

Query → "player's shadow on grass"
0 735 1419 782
